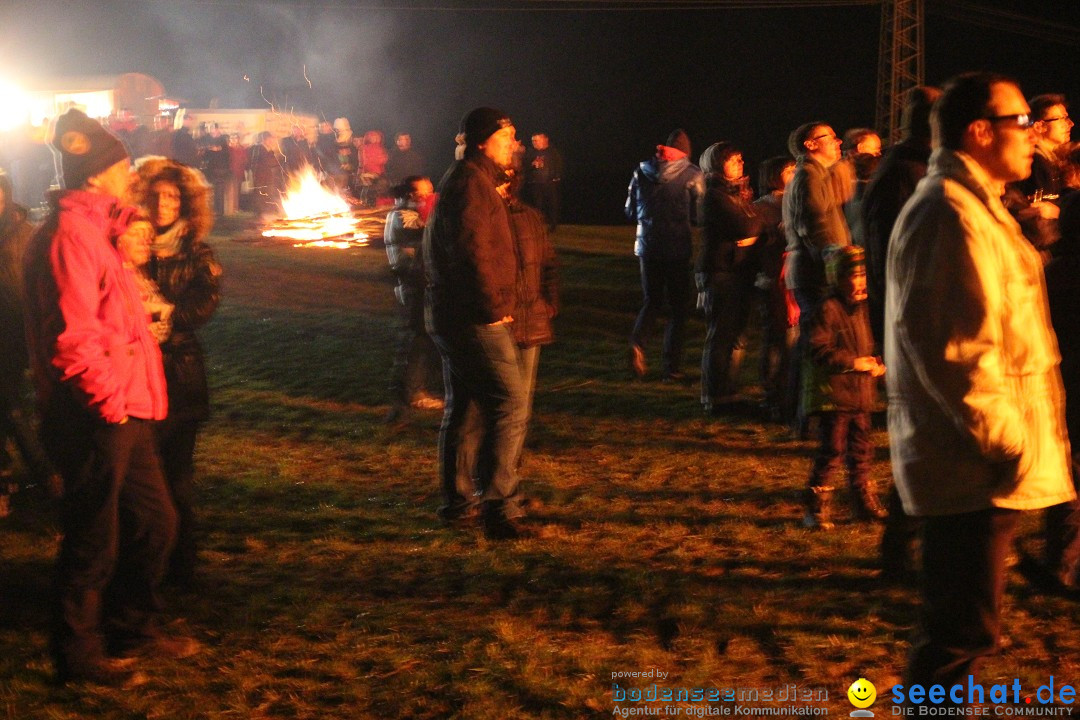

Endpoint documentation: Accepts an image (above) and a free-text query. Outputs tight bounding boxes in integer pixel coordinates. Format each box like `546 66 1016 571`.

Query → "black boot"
802 486 835 530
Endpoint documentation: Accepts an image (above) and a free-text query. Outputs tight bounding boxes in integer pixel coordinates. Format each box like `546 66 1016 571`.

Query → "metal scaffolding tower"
875 0 924 144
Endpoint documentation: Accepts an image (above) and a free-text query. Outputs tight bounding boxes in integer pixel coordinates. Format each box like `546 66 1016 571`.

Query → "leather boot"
802 486 835 530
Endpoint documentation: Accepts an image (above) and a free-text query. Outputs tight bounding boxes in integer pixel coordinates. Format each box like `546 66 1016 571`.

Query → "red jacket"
24 190 167 423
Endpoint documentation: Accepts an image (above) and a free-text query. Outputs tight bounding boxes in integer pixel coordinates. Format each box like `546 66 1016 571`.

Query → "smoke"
8 0 1078 223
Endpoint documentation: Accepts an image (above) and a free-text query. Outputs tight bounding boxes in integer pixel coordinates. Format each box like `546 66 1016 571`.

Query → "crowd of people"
622 73 1079 697
0 101 566 687
0 71 1078 701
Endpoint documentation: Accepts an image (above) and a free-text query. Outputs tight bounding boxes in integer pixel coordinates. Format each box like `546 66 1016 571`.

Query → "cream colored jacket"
885 149 1074 516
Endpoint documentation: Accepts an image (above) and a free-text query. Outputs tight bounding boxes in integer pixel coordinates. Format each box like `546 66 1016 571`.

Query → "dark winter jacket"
1016 144 1064 199
200 133 230 178
625 156 704 262
508 201 558 348
752 193 785 283
861 138 931 315
697 175 762 278
524 147 563 186
149 230 221 423
804 296 877 413
386 148 425 185
0 200 33 392
1045 189 1080 441
171 128 200 167
782 155 850 291
249 144 284 195
315 132 338 175
281 136 315 175
424 154 517 332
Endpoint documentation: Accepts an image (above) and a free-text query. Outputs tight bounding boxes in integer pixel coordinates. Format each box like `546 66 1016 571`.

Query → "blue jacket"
625 156 704 262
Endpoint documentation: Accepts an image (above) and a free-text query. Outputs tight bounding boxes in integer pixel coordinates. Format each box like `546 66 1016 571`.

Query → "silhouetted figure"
523 133 563 231
625 129 704 381
696 141 761 411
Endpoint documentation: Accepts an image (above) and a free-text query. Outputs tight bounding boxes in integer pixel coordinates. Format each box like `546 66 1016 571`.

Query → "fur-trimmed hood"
132 155 214 244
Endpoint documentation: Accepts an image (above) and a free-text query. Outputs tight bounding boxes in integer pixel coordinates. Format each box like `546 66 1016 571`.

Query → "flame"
280 167 350 218
261 166 368 248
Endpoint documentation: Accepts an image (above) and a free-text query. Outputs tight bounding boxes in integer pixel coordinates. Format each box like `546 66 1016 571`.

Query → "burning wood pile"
260 168 381 248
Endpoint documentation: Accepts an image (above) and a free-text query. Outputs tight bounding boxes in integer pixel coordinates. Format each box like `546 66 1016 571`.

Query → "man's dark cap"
50 108 129 190
461 107 513 149
665 129 691 156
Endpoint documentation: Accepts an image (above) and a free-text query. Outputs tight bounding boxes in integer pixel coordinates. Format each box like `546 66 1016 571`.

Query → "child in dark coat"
801 245 887 530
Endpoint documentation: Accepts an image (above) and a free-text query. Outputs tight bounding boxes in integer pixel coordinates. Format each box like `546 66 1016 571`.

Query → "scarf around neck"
153 219 188 257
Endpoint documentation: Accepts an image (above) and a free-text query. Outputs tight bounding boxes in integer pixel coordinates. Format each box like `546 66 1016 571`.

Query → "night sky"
4 0 1079 223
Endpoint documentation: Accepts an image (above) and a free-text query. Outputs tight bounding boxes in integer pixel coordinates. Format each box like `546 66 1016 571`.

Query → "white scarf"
152 219 188 258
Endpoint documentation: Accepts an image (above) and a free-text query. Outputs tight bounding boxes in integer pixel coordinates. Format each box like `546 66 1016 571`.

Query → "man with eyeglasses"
1002 94 1071 253
886 72 1073 696
1020 93 1073 198
781 121 850 441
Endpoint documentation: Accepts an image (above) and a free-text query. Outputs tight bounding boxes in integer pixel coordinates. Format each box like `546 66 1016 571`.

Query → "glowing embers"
261 167 368 248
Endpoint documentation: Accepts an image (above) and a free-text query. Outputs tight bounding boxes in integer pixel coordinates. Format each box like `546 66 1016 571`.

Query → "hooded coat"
624 153 704 262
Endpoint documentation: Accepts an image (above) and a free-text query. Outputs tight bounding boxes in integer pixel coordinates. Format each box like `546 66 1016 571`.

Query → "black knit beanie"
665 129 691 156
461 107 513 150
51 109 129 190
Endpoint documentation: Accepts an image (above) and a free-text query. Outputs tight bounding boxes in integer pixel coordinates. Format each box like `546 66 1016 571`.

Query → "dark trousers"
1045 497 1080 587
880 484 922 572
432 323 528 521
701 270 755 403
631 257 691 377
209 172 230 216
788 287 822 431
389 285 440 406
157 416 200 581
524 181 560 230
43 401 176 671
0 388 54 484
905 508 1020 698
758 285 796 421
808 411 871 491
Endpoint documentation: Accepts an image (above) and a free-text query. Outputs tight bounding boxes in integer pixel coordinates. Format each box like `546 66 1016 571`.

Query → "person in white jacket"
886 72 1074 697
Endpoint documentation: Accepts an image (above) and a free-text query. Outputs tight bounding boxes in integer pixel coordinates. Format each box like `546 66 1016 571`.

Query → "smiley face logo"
847 678 877 708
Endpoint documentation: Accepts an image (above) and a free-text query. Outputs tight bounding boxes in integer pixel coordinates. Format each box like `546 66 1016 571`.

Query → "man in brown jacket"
423 107 530 540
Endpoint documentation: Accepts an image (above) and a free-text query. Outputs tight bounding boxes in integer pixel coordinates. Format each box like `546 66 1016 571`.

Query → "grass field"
1 219 1077 719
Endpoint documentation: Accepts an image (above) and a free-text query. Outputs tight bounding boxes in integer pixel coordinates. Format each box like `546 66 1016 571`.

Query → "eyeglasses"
810 133 841 143
1042 115 1072 124
984 113 1034 129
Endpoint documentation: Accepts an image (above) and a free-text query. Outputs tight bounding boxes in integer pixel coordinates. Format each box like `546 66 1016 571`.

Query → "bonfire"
261 167 370 248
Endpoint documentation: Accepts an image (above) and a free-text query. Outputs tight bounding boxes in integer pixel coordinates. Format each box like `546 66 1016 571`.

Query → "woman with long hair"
132 156 222 587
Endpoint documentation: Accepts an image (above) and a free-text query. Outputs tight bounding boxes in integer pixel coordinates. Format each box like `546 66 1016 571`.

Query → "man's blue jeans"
432 322 529 521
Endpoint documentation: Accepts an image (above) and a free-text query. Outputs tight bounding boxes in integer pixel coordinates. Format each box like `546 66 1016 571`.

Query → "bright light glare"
0 80 30 132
